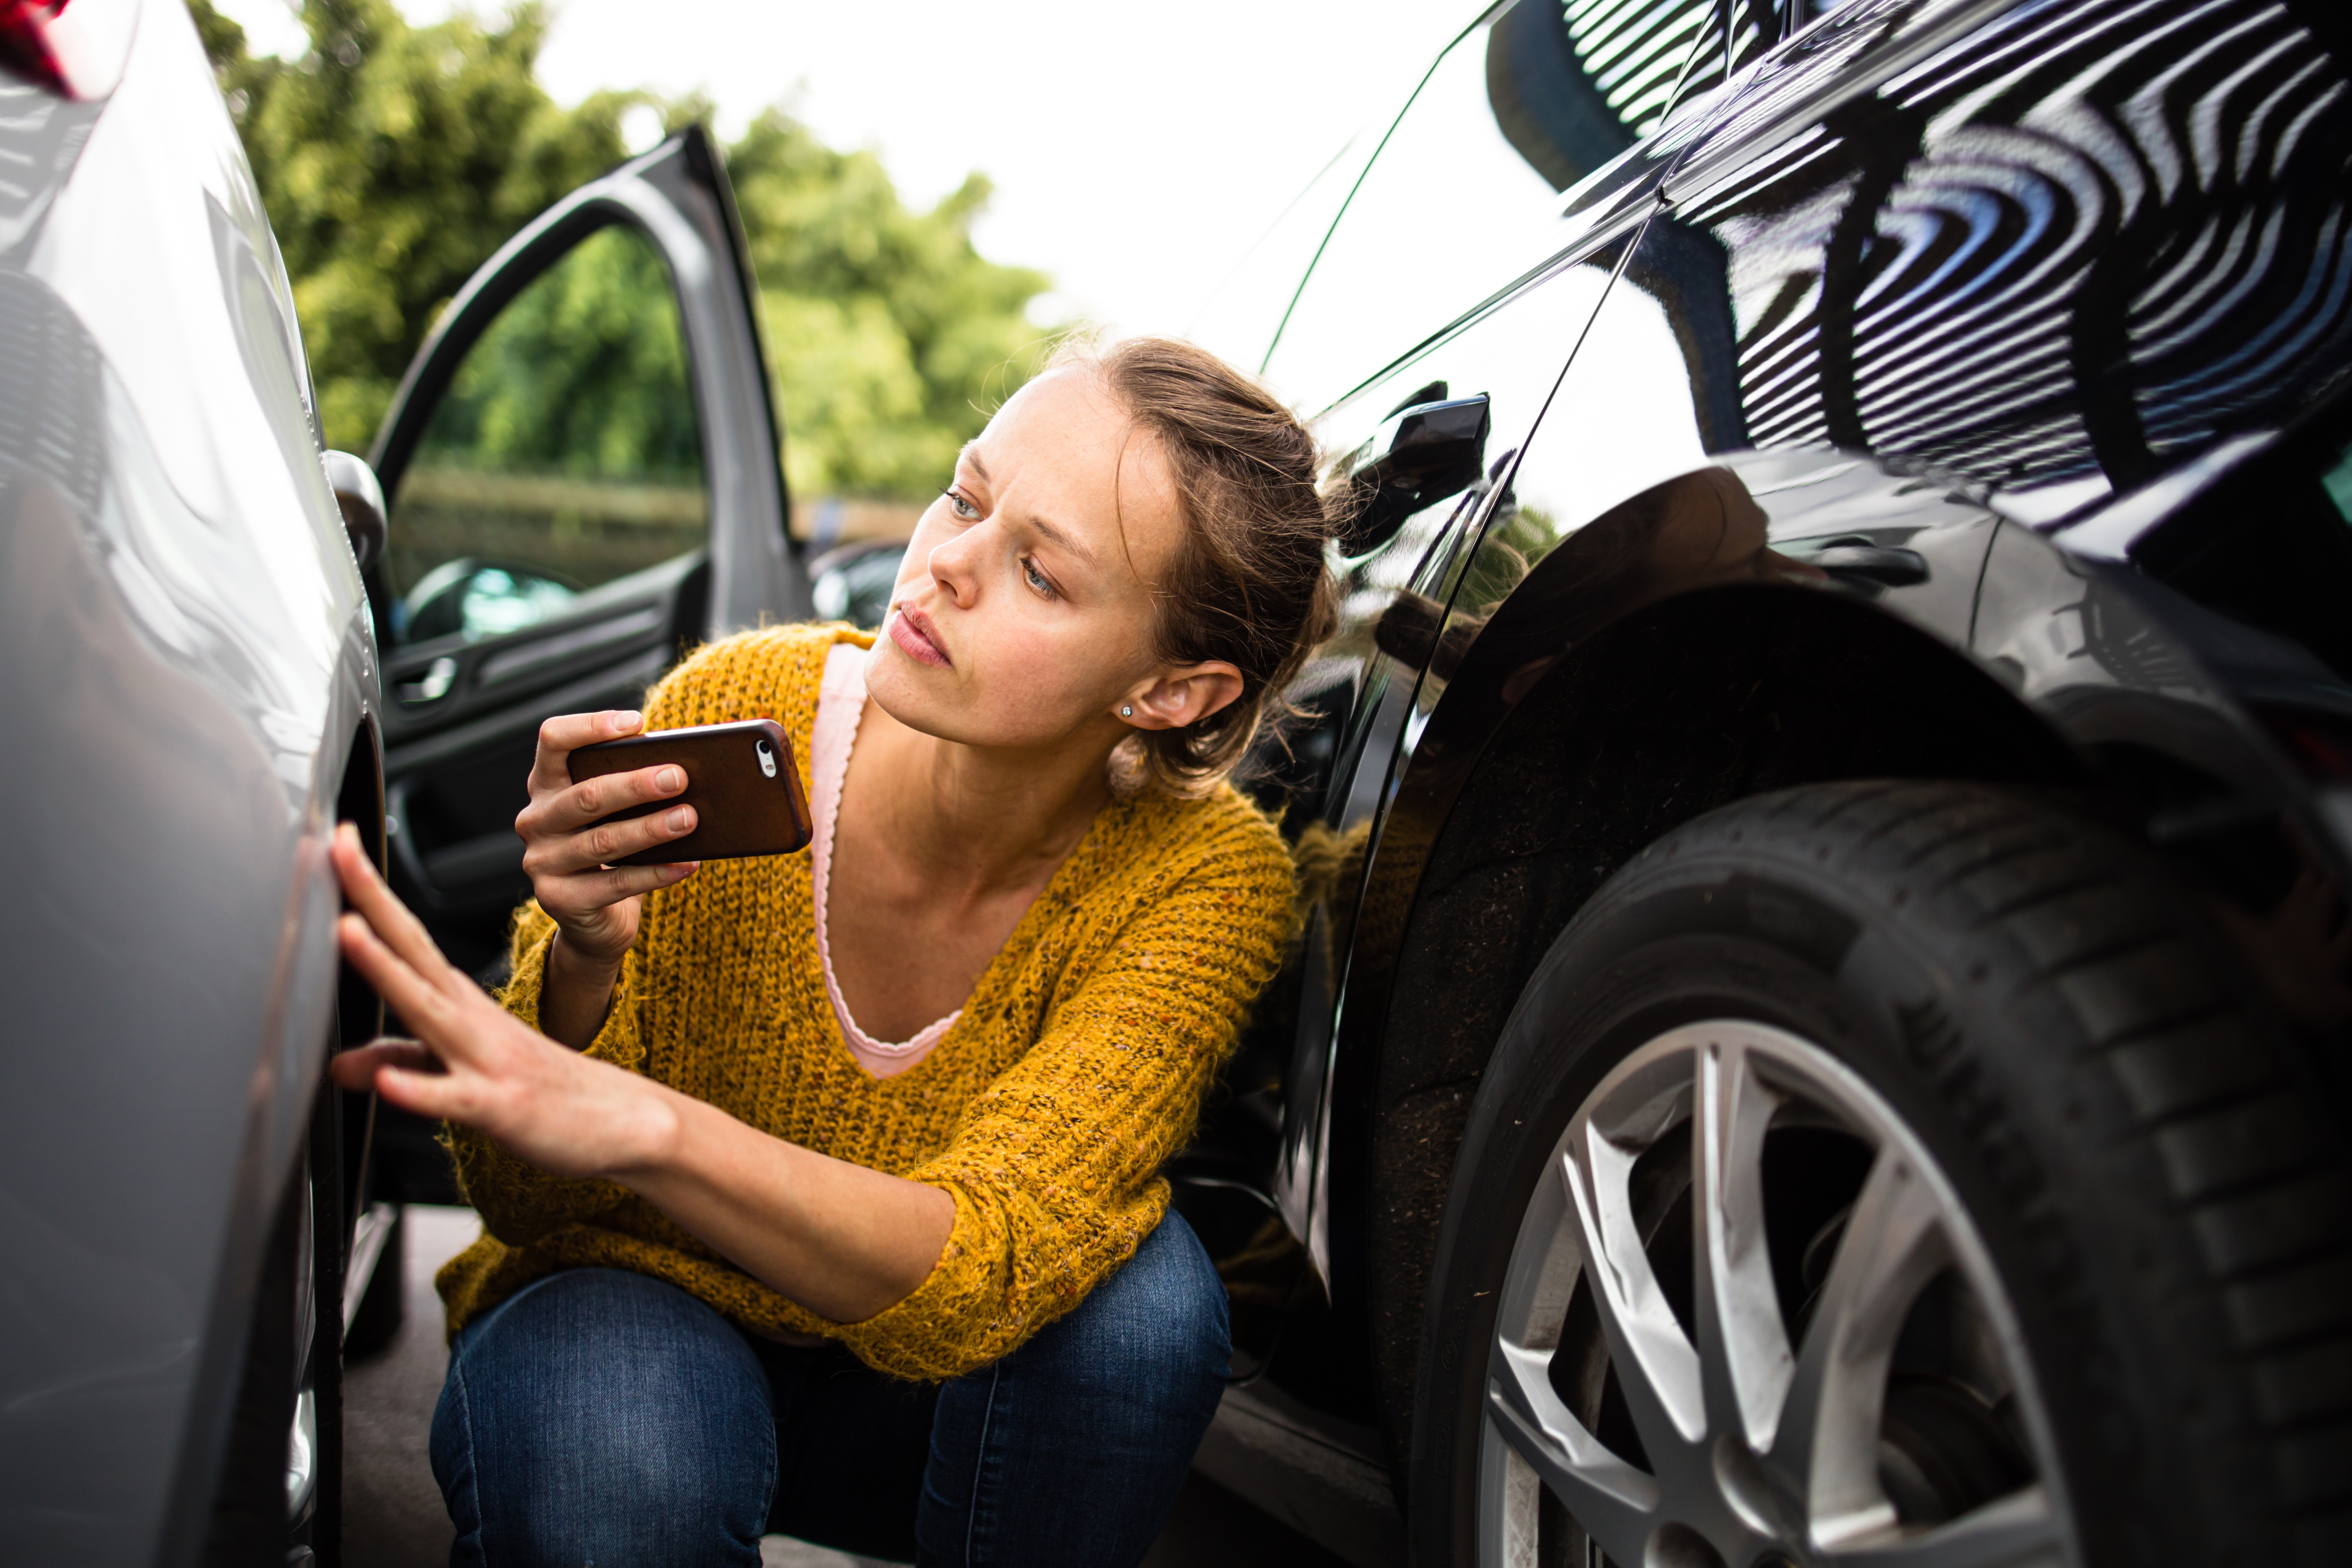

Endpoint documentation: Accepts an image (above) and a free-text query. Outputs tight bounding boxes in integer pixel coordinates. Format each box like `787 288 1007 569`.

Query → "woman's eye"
1021 556 1057 598
944 487 980 522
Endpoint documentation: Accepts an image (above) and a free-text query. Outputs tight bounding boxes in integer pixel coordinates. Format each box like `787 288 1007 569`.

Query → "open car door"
363 127 802 1197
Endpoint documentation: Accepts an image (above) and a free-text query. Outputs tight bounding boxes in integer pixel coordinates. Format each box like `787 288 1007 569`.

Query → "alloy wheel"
1478 1021 2076 1568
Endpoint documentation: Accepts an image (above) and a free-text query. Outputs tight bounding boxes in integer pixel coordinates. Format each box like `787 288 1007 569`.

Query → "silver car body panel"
0 1 379 1561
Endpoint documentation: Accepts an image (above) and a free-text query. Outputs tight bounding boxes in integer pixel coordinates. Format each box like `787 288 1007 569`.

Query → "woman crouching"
326 337 1336 1567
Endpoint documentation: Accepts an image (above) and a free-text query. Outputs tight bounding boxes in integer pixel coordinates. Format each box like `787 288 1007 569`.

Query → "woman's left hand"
327 823 671 1182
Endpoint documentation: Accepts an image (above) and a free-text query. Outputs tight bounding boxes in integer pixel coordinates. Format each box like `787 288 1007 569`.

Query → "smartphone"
566 719 812 865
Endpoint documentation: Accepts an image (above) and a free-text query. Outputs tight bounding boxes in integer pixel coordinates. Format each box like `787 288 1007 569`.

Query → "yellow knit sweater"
435 623 1295 1381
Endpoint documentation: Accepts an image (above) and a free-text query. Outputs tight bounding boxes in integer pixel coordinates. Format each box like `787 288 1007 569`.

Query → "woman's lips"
887 607 951 668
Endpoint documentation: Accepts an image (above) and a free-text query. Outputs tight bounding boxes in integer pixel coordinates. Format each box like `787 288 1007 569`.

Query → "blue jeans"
428 1213 1230 1567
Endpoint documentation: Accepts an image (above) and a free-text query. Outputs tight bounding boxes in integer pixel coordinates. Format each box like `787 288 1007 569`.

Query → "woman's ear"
1121 662 1244 730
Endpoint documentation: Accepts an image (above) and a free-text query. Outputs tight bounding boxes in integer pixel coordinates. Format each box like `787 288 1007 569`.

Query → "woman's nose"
924 527 982 608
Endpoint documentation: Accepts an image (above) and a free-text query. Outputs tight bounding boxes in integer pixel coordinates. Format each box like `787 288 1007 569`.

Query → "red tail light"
0 0 133 100
0 2 71 94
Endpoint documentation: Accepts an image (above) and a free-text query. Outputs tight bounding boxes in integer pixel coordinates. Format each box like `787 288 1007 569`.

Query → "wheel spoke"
1696 1037 1795 1453
1561 1128 1709 1453
1826 1485 2068 1568
1481 1023 2079 1568
1487 1338 1659 1567
1772 1144 1955 1545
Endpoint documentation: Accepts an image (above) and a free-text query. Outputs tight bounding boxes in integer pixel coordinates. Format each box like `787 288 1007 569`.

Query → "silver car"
0 1 804 1562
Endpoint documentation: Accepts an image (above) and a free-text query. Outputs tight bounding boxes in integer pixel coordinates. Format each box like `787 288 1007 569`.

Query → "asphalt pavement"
342 1206 1352 1568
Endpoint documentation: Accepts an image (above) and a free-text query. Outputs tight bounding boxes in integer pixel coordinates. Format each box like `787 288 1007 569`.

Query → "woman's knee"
1037 1211 1231 1401
433 1268 775 1568
920 1215 1228 1566
1121 1209 1231 1376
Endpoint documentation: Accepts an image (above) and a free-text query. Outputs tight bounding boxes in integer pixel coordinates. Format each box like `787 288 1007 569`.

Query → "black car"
1158 1 2352 1564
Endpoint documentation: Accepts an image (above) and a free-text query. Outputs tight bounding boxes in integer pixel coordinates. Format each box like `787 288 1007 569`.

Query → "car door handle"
1813 542 1929 585
1338 393 1491 555
394 656 458 703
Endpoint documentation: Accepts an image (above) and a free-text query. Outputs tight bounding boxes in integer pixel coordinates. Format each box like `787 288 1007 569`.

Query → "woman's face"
865 366 1232 752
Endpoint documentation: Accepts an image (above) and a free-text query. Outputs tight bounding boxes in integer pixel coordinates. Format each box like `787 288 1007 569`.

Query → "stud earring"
1120 705 1134 718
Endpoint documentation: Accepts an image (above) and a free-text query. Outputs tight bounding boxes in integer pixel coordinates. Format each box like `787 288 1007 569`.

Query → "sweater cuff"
452 908 640 1238
830 1183 1011 1382
499 908 644 1072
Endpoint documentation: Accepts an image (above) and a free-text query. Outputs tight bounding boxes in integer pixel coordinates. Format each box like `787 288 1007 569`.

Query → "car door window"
1186 133 1377 380
385 223 705 646
1262 0 1723 413
1250 255 1625 833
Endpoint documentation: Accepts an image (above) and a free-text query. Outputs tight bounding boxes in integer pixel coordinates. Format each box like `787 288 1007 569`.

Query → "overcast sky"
211 0 1479 338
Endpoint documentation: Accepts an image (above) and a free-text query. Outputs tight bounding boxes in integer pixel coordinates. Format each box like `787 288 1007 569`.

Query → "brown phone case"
566 719 812 866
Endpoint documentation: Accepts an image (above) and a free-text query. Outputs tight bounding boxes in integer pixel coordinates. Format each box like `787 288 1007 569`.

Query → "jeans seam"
963 1361 1003 1568
759 1414 779 1547
449 1352 483 1566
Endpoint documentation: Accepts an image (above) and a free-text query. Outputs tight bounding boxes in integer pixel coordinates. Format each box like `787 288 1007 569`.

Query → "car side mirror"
325 450 386 575
1335 393 1492 556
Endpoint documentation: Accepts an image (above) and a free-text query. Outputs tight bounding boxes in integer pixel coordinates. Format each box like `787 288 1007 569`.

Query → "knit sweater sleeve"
442 899 648 1243
826 799 1294 1381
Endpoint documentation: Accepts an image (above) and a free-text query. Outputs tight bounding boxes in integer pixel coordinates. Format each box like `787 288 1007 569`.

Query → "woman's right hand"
515 709 701 973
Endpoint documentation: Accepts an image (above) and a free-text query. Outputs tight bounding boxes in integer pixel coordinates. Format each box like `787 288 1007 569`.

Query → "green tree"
726 112 1055 498
192 0 635 453
190 0 1056 499
420 225 700 483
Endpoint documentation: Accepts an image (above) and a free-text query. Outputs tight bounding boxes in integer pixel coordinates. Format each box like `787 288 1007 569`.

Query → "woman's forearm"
328 826 951 1325
539 933 623 1050
613 1088 957 1324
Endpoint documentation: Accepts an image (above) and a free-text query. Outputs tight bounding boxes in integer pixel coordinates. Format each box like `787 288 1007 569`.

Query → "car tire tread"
1773 785 2352 1536
1408 780 2352 1565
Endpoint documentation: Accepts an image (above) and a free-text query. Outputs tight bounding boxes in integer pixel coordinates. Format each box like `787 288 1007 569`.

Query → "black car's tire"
1408 782 2352 1568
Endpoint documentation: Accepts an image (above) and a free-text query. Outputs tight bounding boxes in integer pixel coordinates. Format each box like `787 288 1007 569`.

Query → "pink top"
810 641 959 1077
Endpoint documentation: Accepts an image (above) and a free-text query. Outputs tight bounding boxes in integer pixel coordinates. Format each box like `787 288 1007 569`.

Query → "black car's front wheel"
1410 782 2352 1567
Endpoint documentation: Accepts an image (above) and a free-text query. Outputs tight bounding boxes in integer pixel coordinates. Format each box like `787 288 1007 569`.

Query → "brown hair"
1057 335 1341 795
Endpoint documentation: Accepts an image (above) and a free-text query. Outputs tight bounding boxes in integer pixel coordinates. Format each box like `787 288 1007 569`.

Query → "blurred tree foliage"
729 112 1055 498
189 0 1057 499
413 225 700 481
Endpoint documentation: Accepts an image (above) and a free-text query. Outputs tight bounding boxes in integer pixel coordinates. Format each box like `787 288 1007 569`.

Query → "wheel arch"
1334 580 2092 1469
154 705 385 1568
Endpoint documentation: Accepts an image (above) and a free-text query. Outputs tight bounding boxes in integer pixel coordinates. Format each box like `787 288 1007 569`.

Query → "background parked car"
1157 1 2352 1564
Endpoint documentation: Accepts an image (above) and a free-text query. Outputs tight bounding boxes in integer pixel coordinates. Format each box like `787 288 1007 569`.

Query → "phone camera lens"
755 740 778 778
